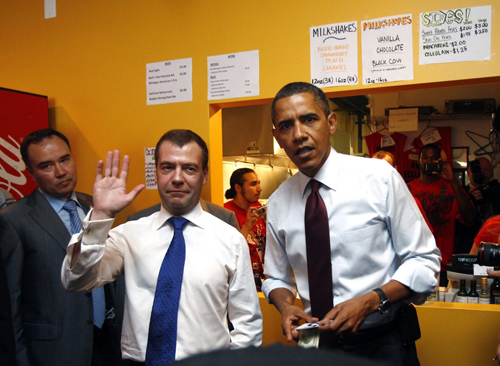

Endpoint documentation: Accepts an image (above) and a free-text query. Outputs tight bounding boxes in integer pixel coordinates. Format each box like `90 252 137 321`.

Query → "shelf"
365 113 493 125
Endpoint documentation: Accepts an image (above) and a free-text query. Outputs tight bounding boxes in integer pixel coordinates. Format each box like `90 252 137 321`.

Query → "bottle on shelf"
456 279 468 303
468 280 479 303
491 268 500 304
479 277 490 304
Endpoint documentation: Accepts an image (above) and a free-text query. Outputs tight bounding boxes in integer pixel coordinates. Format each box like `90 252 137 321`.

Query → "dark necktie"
146 217 189 366
305 179 333 320
62 199 106 328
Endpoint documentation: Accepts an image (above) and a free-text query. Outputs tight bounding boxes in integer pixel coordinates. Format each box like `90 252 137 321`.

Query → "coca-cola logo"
0 135 27 199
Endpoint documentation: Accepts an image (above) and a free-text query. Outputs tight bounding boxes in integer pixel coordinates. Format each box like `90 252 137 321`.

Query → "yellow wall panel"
0 0 498 222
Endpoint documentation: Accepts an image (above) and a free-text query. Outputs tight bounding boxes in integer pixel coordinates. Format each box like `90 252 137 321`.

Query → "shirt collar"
299 147 340 198
39 188 81 213
155 201 205 230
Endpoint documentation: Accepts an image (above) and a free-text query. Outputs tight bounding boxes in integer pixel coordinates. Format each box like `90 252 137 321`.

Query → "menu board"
146 58 193 105
419 5 491 65
361 14 414 85
207 50 259 100
310 21 358 87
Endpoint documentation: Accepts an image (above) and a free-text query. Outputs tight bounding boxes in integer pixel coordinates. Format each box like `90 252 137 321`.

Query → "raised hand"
91 150 145 220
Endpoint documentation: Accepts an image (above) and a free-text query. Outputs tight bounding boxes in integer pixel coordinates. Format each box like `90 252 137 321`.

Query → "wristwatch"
373 288 392 314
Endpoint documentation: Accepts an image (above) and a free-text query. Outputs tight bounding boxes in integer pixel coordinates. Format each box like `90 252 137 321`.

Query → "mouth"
294 146 314 158
57 179 72 187
167 190 188 196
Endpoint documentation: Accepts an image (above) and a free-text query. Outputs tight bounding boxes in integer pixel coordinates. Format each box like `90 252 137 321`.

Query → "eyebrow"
159 161 200 169
301 112 320 119
37 160 51 168
278 112 320 126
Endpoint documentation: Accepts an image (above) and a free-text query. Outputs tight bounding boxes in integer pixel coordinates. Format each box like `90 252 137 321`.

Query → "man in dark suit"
0 128 120 366
127 199 238 229
0 254 15 366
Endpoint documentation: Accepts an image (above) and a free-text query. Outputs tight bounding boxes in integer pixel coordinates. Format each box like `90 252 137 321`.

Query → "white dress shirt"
62 202 262 362
262 148 441 328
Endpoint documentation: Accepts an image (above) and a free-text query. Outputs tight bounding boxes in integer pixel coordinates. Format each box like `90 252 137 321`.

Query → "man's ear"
27 167 36 182
328 113 338 136
202 167 208 185
272 128 283 148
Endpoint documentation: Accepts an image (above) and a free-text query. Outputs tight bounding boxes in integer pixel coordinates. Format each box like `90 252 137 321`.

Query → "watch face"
379 299 391 314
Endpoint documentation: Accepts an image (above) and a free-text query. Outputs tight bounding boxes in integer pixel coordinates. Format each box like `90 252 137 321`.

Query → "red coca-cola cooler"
0 87 49 200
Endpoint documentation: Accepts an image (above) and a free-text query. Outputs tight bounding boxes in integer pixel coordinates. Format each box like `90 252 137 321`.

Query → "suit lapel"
75 192 92 214
27 190 71 252
200 199 213 214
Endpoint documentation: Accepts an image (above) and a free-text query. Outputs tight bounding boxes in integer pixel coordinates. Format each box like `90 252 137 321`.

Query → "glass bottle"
467 280 479 303
490 272 500 305
456 279 468 303
479 277 490 304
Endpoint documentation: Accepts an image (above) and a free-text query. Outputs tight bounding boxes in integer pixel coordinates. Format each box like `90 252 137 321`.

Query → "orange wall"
0 0 498 221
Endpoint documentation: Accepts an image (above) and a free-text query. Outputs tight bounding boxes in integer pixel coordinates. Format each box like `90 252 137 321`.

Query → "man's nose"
54 163 66 177
292 122 307 141
171 168 185 184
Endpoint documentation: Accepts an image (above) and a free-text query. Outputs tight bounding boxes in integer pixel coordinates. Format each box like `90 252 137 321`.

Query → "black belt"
334 319 399 346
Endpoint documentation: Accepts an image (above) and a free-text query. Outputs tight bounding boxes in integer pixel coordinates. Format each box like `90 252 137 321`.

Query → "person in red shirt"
469 215 500 254
371 151 433 233
407 144 476 286
224 168 266 289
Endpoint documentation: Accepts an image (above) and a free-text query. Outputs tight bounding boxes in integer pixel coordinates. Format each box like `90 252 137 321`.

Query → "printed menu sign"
207 50 259 100
361 14 414 85
146 58 193 105
310 21 358 87
389 108 418 132
419 5 491 65
144 147 157 190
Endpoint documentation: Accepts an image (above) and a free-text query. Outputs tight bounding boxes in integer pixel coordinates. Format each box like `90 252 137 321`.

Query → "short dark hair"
21 128 71 169
419 143 441 161
224 168 255 199
155 129 209 170
271 82 330 125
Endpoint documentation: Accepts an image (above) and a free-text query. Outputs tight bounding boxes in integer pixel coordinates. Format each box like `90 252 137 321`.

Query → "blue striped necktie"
62 199 106 329
145 216 189 366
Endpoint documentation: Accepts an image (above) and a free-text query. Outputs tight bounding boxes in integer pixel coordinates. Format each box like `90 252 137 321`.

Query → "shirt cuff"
66 208 115 276
261 278 297 304
391 260 438 301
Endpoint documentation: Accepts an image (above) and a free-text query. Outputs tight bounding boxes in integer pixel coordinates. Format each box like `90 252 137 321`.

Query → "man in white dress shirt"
262 82 440 366
62 129 262 364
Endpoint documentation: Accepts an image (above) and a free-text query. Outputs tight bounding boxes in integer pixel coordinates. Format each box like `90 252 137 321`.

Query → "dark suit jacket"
127 199 239 230
0 189 119 366
0 253 15 365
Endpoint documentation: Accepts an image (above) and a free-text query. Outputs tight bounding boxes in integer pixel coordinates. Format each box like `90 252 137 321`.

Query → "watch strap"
373 288 391 314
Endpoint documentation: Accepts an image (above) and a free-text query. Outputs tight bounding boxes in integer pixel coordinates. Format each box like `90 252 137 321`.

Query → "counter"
258 293 500 366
